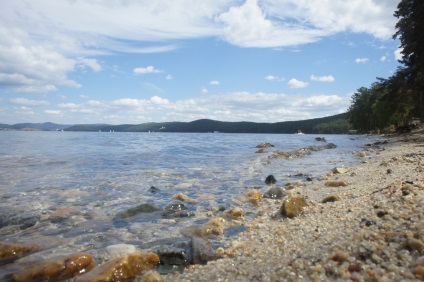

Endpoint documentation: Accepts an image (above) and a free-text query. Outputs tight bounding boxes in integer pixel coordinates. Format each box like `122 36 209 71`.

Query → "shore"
163 129 424 281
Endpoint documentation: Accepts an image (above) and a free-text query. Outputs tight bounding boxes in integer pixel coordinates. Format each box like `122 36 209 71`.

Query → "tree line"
348 0 423 133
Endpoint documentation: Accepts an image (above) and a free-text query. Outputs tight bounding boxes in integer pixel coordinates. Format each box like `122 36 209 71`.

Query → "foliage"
348 0 424 132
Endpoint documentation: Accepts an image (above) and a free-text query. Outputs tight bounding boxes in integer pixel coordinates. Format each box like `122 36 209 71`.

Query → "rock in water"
244 189 262 204
12 253 96 282
190 236 215 264
279 197 308 218
75 252 159 282
0 242 39 265
263 187 286 199
256 142 274 148
265 175 276 185
223 207 245 220
116 203 161 219
332 167 349 174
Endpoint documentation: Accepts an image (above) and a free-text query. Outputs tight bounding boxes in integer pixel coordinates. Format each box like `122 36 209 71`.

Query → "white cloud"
265 75 284 81
44 110 62 115
355 58 369 64
380 56 387 62
166 74 174 80
9 98 49 107
288 78 309 89
310 75 335 82
209 80 220 85
133 66 162 74
0 1 398 94
394 47 403 61
201 88 209 94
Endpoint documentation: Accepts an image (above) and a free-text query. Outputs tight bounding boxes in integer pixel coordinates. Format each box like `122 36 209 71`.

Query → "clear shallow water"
0 131 377 271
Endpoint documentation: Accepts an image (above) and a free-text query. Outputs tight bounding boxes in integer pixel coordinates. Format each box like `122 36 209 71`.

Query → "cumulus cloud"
355 58 369 64
133 66 162 74
209 80 220 85
380 56 387 62
265 75 284 81
288 78 309 89
310 75 335 82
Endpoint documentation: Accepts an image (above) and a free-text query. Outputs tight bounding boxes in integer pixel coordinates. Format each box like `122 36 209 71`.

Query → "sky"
0 0 403 125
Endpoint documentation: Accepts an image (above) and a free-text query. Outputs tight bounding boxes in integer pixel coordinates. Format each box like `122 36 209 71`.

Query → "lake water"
0 131 377 273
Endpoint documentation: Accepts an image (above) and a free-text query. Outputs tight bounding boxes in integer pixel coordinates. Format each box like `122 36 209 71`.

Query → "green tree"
393 0 424 120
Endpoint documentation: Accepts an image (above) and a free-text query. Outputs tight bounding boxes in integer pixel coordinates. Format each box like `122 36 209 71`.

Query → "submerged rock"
223 207 245 220
0 242 40 266
181 218 225 238
172 193 196 202
263 187 286 199
255 148 267 153
12 253 96 282
162 202 195 219
116 203 161 219
244 189 262 204
75 252 159 282
153 239 192 266
0 212 39 235
190 236 215 264
279 197 308 218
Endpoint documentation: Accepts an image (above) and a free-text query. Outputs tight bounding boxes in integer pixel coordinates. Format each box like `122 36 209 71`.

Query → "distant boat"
296 130 304 134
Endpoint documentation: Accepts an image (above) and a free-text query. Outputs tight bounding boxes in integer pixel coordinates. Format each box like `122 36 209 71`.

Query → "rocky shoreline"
164 130 424 281
0 130 423 281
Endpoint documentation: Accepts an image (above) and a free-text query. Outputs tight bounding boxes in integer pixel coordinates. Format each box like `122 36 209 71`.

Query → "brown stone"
332 167 349 174
0 242 39 261
12 253 95 282
140 270 164 282
414 265 424 280
325 181 348 187
280 197 308 218
255 148 267 153
172 193 196 202
75 252 159 282
244 189 262 204
256 142 274 148
223 207 245 220
181 218 225 238
322 195 341 203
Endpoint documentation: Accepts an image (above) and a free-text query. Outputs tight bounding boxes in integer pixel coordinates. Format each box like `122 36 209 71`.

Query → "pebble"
12 252 95 282
279 197 308 218
321 195 341 203
75 252 159 282
244 189 262 204
172 193 196 202
223 207 245 220
0 242 39 263
325 181 348 187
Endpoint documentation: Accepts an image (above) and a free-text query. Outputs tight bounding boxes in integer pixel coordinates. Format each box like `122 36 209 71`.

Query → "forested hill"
65 113 349 134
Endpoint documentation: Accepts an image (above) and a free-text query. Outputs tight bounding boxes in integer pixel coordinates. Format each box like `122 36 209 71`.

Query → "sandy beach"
163 129 424 282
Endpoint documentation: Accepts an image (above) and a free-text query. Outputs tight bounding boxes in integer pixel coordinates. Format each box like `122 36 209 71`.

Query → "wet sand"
162 129 424 281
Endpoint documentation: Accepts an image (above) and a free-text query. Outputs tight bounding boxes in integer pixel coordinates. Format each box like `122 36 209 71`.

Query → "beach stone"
256 142 274 148
359 151 367 157
116 203 161 219
149 186 160 193
172 193 196 202
47 206 85 223
404 238 424 252
244 189 262 204
12 252 96 282
223 207 245 220
414 265 424 280
325 181 348 187
0 242 40 265
162 202 195 219
263 187 286 199
332 167 349 174
75 252 159 282
322 195 341 203
191 236 215 264
265 175 277 185
181 218 225 238
255 148 267 153
153 239 191 266
315 137 326 142
280 197 308 218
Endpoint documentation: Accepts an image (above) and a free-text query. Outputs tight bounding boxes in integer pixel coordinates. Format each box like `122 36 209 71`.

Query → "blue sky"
0 0 402 124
